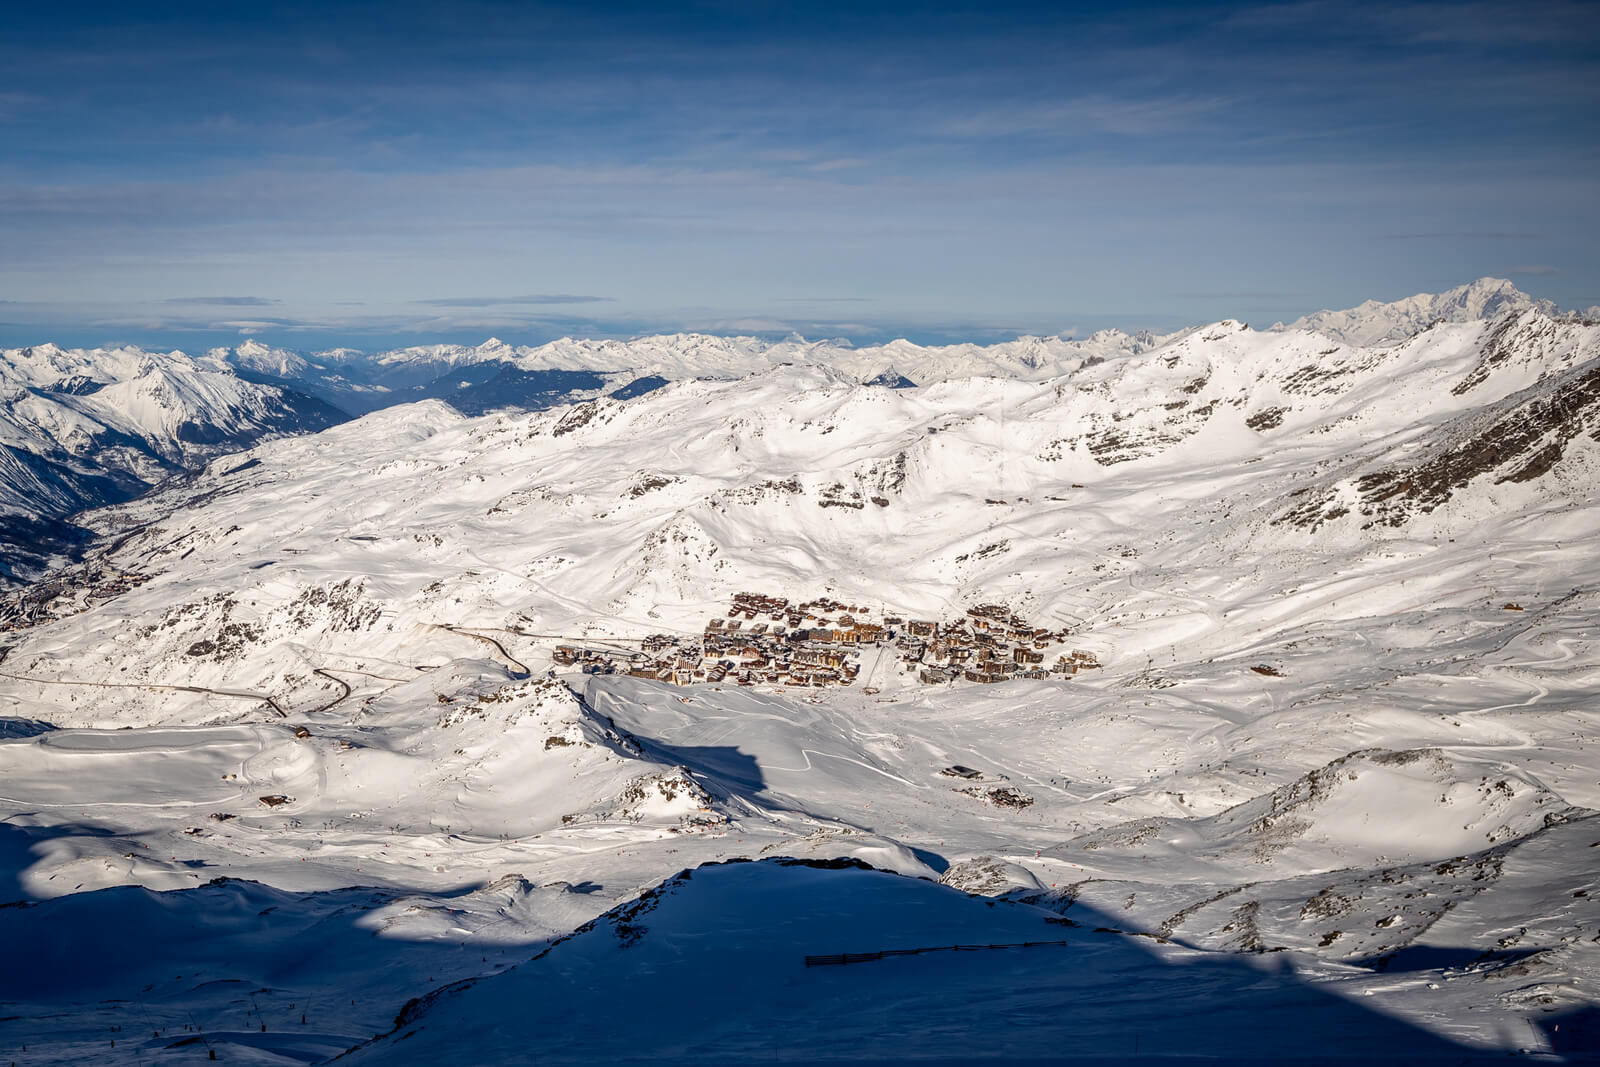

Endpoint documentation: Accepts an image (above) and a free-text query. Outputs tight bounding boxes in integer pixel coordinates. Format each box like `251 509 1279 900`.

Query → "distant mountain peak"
1275 277 1555 347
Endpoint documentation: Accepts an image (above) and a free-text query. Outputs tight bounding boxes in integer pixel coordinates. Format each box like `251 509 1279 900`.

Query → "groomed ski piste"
2 281 1598 1063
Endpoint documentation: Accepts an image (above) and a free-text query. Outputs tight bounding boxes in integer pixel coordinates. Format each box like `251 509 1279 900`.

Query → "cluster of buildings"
0 564 149 633
899 604 1099 684
552 593 1100 690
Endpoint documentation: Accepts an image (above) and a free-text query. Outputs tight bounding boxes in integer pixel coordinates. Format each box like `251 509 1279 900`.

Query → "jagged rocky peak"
866 365 918 388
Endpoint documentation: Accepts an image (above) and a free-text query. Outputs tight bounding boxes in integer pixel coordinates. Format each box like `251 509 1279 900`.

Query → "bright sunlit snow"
1 286 1598 1064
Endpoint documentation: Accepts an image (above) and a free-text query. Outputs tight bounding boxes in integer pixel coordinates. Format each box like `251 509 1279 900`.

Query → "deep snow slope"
0 343 346 582
2 297 1599 1063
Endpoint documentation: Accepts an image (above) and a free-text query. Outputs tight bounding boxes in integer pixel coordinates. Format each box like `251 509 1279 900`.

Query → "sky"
2 0 1598 351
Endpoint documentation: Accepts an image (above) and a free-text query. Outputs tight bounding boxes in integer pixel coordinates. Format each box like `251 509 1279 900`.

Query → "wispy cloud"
0 91 41 120
938 94 1234 139
165 295 280 306
1505 264 1559 276
214 319 290 333
413 294 616 307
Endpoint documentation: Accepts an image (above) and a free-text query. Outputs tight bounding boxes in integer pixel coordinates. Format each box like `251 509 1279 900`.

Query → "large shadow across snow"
337 858 1595 1065
629 739 767 794
0 843 1592 1064
0 827 548 1064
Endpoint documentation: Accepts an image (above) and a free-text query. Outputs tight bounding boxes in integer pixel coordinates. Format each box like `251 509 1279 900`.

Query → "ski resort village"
553 592 1098 689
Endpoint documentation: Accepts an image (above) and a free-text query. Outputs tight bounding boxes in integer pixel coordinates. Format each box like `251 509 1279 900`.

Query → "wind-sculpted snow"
2 292 1600 1062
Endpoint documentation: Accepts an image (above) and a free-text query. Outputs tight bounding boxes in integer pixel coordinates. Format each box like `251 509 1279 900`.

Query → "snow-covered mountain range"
4 277 1573 585
1 280 1598 1062
212 277 1593 410
0 344 345 581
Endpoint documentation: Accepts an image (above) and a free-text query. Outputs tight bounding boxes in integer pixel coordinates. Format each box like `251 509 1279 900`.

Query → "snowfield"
1 283 1599 1063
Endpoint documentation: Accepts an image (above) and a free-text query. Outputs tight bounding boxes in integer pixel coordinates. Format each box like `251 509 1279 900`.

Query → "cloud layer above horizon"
2 0 1597 349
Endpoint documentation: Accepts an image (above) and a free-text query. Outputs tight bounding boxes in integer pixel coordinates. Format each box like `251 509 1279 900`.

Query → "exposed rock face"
1276 349 1600 530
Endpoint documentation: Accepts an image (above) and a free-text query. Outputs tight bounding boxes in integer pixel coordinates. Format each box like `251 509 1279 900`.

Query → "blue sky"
2 0 1597 350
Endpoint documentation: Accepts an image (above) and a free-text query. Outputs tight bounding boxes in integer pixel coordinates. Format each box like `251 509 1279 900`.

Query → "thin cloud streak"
165 295 280 306
413 294 616 307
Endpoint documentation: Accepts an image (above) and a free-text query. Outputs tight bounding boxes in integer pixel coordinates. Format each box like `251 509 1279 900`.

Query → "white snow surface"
2 294 1600 1063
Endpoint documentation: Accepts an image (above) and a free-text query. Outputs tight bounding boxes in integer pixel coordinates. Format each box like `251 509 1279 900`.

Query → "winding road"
430 624 531 676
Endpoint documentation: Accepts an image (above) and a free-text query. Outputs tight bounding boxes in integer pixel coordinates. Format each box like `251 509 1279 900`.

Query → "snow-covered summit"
1273 277 1574 347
